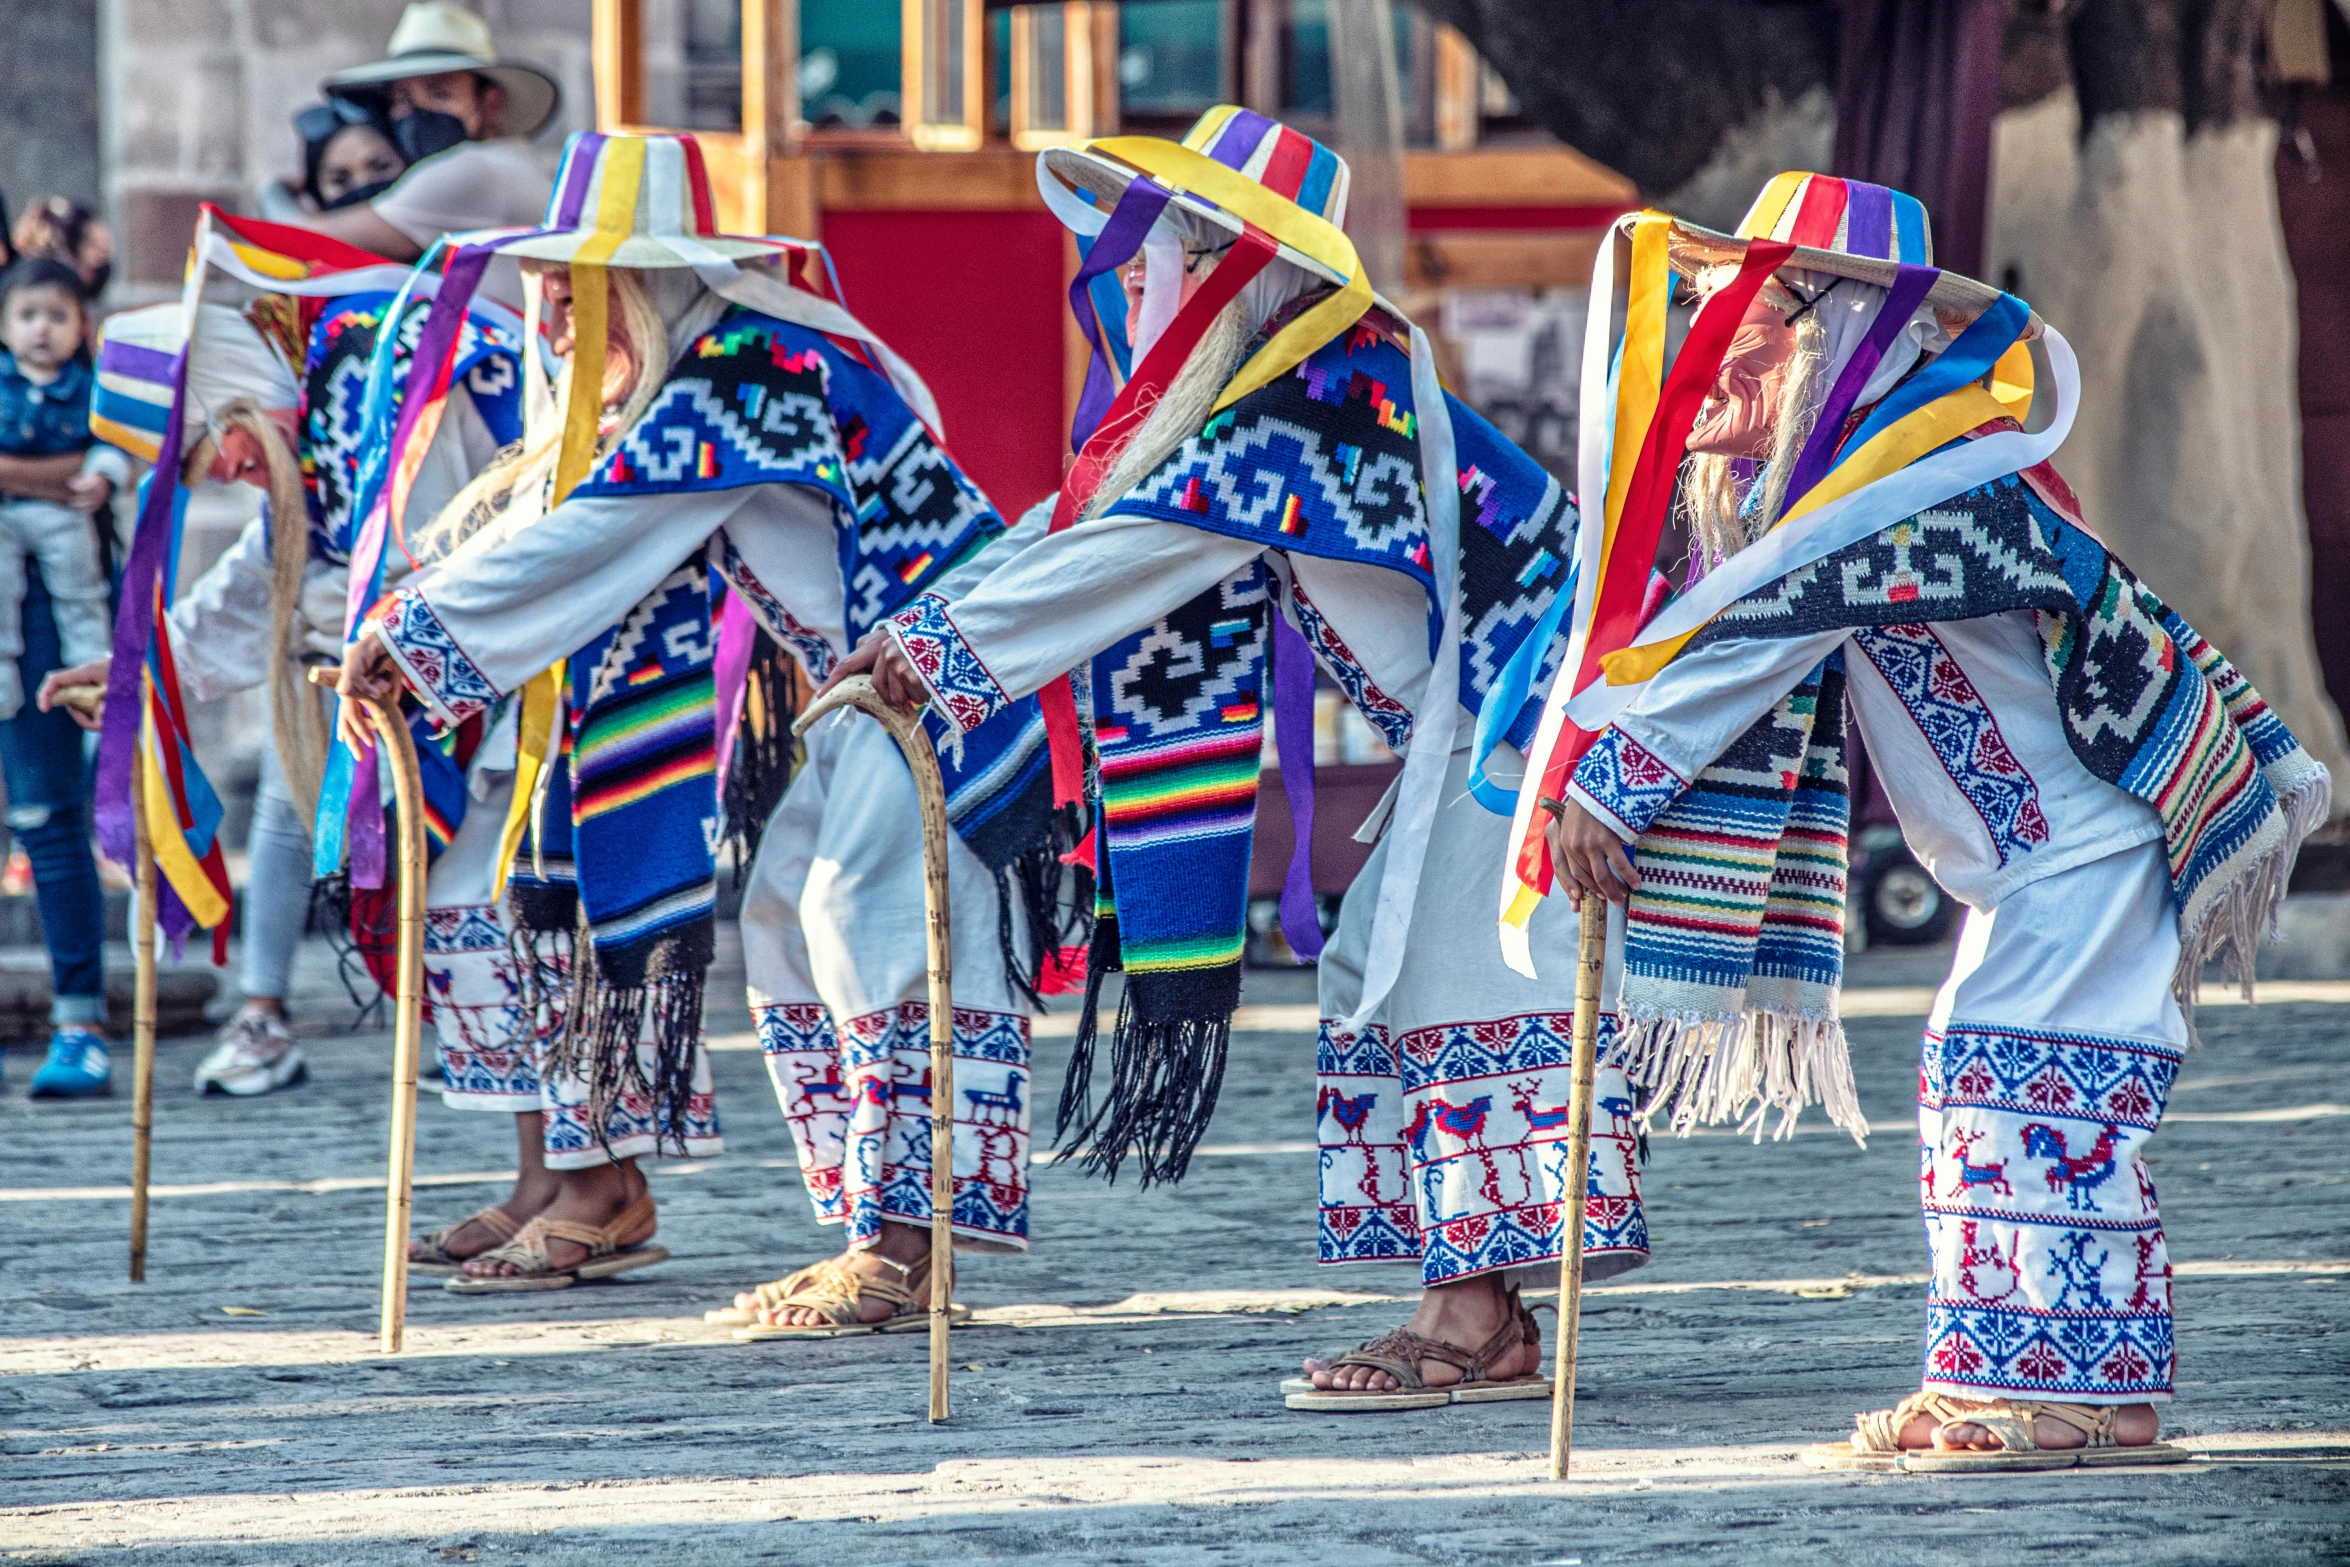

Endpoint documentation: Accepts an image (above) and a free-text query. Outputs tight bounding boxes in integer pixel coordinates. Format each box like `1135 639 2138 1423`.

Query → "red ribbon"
1033 224 1279 808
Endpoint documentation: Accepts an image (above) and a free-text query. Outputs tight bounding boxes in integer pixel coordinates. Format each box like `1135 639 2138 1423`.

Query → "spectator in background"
10 197 112 305
0 258 124 1097
283 1 557 278
298 97 409 212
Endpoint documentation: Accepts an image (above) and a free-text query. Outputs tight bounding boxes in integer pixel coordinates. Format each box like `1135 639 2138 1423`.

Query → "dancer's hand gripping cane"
312 662 429 1353
793 671 959 1424
1541 798 1635 1480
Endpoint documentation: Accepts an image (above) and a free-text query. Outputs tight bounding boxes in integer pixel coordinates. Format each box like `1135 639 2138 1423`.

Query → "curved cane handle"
793 672 928 747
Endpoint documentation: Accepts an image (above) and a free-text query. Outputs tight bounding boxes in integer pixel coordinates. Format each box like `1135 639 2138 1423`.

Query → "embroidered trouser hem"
1916 840 2181 1404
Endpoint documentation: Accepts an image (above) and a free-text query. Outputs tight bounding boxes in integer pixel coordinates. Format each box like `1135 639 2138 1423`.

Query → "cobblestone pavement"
1 930 2345 1565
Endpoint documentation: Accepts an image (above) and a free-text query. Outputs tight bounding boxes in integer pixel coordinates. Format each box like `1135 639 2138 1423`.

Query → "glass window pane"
681 0 742 131
1284 0 1332 119
801 0 903 129
1118 0 1226 125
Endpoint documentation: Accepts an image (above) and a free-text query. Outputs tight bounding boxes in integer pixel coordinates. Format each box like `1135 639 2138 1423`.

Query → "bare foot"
1895 1399 2160 1451
1302 1275 1539 1392
410 1168 560 1264
753 1219 937 1329
459 1161 647 1278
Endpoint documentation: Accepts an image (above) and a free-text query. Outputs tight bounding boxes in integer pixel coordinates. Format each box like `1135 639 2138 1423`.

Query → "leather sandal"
1802 1391 1983 1470
444 1193 667 1293
409 1205 521 1277
1899 1398 2191 1472
1284 1285 1550 1411
732 1252 968 1340
703 1259 838 1326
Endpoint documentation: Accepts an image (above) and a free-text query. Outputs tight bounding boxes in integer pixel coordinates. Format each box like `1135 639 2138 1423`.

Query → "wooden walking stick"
43 682 152 1283
310 668 428 1353
792 673 956 1424
1548 890 1608 1480
129 746 158 1283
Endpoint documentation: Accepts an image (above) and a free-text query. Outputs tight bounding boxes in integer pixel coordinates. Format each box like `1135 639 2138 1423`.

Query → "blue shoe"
28 1027 111 1098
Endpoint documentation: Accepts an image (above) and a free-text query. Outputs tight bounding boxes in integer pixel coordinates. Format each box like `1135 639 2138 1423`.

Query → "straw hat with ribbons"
1496 172 2084 967
327 1 562 140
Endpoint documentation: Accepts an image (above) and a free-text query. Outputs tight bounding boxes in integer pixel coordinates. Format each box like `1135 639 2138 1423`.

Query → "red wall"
820 209 1070 520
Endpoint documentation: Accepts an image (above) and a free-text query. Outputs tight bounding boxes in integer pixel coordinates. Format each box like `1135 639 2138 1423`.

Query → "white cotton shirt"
1570 608 2164 913
930 508 1461 748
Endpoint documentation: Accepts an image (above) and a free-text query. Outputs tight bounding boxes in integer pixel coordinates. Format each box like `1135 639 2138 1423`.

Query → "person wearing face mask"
1509 174 2328 1469
287 1 557 292
269 97 411 216
821 107 1650 1403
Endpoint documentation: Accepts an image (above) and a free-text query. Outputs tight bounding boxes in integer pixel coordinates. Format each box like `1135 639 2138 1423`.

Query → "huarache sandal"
408 1205 522 1278
703 1259 838 1325
731 1253 969 1340
1284 1286 1551 1411
443 1193 668 1293
1897 1399 2191 1473
1801 1391 1983 1471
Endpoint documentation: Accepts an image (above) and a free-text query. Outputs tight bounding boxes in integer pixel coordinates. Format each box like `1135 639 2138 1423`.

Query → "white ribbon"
1334 321 1463 1039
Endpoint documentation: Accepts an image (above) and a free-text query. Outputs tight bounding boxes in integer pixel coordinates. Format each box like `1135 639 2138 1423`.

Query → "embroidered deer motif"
1945 1126 2012 1197
1509 1079 1576 1133
2020 1122 2124 1210
963 1072 1026 1125
2045 1230 2112 1310
792 1060 848 1109
1318 1085 1379 1144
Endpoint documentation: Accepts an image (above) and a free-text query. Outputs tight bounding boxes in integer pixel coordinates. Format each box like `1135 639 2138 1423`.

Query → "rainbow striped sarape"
1583 463 2329 1142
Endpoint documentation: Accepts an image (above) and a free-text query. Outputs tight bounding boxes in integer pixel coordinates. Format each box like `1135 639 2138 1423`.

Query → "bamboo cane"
128 749 157 1284
792 674 955 1423
1548 890 1607 1481
310 668 428 1353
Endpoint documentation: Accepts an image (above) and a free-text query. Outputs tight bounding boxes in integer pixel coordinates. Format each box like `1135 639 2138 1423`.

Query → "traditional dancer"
826 107 1648 1406
62 212 688 1288
334 133 1061 1319
1503 175 2327 1466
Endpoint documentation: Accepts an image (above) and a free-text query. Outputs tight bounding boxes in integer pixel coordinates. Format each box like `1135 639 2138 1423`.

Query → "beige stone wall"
1986 90 2350 801
100 0 597 300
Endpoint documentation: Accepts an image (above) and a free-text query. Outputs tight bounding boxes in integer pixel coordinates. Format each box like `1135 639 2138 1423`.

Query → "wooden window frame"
1009 2 1120 150
904 0 987 151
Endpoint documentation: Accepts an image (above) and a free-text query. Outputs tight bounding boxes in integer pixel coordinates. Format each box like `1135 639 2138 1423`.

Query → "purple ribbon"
93 353 190 874
1066 180 1172 454
1271 611 1323 962
1780 263 1940 510
712 590 757 802
349 748 387 890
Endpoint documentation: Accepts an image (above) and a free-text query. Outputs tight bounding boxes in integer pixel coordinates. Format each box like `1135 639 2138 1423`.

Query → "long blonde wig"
413 265 671 565
198 399 334 833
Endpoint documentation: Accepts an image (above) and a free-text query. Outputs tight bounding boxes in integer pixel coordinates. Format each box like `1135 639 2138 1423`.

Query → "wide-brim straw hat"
1040 104 1355 289
462 131 793 267
1665 171 2040 336
327 1 561 140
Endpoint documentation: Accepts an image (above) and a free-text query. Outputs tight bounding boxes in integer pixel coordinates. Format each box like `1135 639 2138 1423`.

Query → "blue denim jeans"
0 567 106 1025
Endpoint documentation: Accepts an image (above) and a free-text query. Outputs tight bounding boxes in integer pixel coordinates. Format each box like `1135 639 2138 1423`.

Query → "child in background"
0 256 123 1098
0 258 121 722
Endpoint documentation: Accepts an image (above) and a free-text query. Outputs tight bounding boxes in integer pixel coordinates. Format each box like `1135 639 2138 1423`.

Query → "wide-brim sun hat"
464 131 793 267
1040 104 1356 291
326 0 561 140
91 302 299 465
1661 171 2040 336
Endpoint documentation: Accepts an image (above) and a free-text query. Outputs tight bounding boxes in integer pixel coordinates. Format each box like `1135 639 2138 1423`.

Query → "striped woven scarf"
1609 655 1856 1140
1057 566 1270 1184
514 562 719 1150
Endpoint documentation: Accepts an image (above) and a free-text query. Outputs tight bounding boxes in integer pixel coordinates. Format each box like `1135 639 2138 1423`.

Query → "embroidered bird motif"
1317 1086 1379 1143
2020 1122 2124 1210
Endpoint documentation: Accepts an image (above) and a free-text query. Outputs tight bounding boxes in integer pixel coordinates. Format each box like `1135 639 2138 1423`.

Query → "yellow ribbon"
549 135 643 508
141 698 230 928
1737 172 1807 241
489 666 566 902
1084 136 1373 413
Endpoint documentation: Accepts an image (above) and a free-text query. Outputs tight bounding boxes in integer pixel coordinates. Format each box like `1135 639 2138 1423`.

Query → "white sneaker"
194 1011 308 1096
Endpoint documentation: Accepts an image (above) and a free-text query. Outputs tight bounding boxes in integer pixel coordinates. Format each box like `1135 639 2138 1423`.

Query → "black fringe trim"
1051 914 1238 1188
721 628 799 885
992 803 1096 1009
545 907 714 1159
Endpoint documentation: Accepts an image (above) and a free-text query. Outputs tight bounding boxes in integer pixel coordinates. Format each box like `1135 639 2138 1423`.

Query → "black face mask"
321 177 398 211
393 108 468 165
